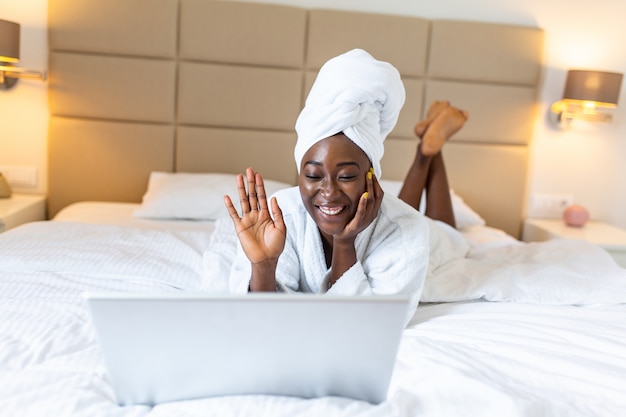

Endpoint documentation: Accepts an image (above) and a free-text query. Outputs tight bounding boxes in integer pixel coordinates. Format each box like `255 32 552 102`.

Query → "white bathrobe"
202 187 470 322
217 187 429 319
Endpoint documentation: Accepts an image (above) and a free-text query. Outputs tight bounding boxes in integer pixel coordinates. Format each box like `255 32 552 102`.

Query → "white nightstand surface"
0 194 47 233
522 218 626 267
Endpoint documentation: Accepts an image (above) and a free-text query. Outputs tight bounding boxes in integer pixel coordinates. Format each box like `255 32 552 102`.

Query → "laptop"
84 292 410 406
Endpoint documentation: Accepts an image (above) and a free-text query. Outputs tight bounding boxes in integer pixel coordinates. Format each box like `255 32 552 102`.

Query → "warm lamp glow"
550 69 623 128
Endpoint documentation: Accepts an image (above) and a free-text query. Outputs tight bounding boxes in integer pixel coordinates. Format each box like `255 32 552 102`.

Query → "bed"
2 0 626 416
2 184 626 417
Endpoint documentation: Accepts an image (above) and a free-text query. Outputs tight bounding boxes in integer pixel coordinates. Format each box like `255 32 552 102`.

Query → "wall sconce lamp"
550 69 623 128
0 19 46 90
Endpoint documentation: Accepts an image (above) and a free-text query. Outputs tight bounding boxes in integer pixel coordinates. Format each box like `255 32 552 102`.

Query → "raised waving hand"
223 167 286 291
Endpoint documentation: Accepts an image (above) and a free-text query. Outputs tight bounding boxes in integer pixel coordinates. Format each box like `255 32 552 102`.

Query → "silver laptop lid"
85 292 410 405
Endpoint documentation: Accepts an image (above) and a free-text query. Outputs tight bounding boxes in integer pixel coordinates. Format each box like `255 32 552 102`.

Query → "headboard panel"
48 0 544 237
176 127 297 185
306 10 430 76
179 0 307 67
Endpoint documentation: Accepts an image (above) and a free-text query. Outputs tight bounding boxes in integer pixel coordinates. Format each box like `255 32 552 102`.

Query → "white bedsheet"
1 214 626 417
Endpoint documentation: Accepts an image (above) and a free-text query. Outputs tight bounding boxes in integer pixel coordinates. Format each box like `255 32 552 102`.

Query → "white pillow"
133 172 293 220
378 179 485 230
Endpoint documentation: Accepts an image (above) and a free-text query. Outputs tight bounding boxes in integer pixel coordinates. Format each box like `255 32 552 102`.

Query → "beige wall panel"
177 63 303 130
307 10 429 76
429 20 544 85
48 0 178 58
425 81 538 145
177 127 298 185
49 53 176 122
48 117 175 217
445 143 528 238
393 78 425 139
380 137 418 181
382 139 528 237
180 0 306 68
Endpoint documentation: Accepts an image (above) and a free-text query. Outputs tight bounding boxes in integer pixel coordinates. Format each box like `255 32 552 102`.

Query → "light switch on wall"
529 193 574 218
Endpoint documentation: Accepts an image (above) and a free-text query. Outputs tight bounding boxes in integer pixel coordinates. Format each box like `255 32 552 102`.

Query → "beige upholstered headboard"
47 0 544 237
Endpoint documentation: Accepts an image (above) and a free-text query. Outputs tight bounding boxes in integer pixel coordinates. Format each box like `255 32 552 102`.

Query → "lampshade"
0 19 20 63
0 19 45 89
550 69 624 128
562 70 623 108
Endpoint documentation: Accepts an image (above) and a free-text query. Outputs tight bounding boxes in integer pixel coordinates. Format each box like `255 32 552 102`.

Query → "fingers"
360 167 383 221
351 167 377 225
356 190 369 220
236 172 251 214
366 167 383 200
371 168 384 199
255 172 270 212
224 195 243 227
269 197 285 231
234 167 271 215
246 168 258 212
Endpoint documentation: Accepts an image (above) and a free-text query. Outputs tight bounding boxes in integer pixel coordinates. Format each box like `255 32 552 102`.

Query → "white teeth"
319 206 344 215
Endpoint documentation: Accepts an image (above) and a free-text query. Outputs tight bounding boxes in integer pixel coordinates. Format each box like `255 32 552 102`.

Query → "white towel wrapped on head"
294 49 406 178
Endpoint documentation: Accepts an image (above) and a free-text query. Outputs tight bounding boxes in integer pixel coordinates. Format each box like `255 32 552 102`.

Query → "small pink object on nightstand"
563 204 589 227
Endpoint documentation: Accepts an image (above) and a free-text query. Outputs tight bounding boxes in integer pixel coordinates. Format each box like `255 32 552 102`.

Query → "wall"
1 0 625 229
0 0 48 195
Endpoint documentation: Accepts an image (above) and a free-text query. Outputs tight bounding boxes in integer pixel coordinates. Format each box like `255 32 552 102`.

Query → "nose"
319 178 340 199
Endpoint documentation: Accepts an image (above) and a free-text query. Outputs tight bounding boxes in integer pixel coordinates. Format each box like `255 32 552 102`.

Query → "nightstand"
0 194 47 233
522 218 626 268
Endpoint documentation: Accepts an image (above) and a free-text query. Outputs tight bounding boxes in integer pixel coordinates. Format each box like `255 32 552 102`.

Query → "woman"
223 49 468 317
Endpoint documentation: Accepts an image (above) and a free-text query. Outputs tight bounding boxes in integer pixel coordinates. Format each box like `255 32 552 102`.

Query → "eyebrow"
303 160 361 168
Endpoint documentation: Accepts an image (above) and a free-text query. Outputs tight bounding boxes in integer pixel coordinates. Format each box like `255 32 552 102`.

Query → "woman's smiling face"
298 134 371 239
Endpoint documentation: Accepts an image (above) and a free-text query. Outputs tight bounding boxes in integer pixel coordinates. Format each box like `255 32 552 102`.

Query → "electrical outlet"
530 193 574 218
0 165 38 188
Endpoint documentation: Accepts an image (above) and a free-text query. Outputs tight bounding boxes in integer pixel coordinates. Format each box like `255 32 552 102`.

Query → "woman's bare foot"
414 100 450 137
420 106 469 156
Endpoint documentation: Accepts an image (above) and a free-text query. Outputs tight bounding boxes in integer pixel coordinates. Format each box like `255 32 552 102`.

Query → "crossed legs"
398 101 469 228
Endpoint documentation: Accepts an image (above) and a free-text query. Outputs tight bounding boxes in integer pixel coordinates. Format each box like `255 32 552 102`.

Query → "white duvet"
1 220 626 417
